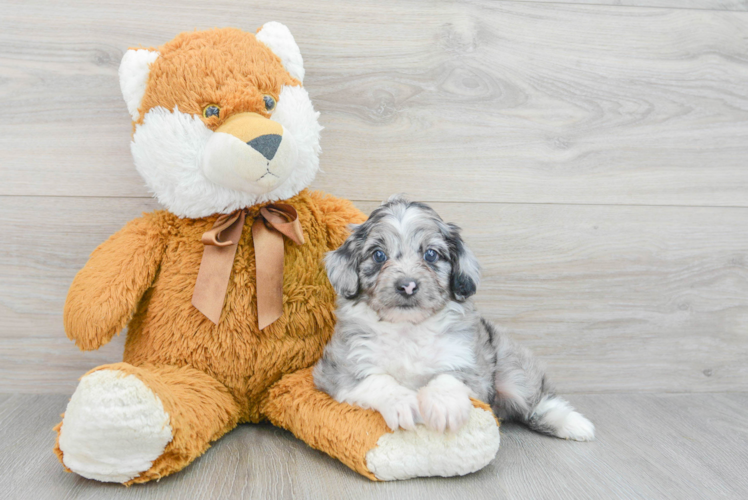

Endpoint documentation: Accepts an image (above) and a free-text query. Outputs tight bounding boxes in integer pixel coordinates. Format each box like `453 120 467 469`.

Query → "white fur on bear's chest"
349 304 476 391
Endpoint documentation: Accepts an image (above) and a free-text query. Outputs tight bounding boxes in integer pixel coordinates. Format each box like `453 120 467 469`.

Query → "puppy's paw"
378 390 421 431
417 375 473 433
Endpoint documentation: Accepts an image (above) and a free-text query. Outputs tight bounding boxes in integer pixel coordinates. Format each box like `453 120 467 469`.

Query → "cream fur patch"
58 369 172 483
119 49 159 121
366 407 500 480
201 126 298 195
256 22 305 83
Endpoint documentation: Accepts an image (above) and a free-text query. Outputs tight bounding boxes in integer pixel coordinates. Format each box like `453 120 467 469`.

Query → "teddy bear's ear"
256 22 305 83
119 49 160 121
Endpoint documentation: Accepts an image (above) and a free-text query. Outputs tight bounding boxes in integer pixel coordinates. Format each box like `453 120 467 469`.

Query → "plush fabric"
54 369 173 482
136 28 299 127
56 191 369 484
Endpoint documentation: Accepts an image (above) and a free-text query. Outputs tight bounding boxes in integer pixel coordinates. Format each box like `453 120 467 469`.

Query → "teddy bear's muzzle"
200 112 298 194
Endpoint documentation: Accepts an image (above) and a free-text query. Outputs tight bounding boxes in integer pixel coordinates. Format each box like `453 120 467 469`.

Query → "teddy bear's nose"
247 134 282 161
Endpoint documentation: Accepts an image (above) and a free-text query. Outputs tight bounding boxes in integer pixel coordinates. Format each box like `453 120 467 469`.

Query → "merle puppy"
314 196 594 441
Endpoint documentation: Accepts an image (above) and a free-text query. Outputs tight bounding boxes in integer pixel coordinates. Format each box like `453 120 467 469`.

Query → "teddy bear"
53 23 501 484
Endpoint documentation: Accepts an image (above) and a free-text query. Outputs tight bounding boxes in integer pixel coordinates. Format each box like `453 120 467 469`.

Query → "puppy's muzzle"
395 278 419 297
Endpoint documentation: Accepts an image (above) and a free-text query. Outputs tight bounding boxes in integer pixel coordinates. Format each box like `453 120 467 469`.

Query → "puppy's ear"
444 223 481 302
325 231 363 300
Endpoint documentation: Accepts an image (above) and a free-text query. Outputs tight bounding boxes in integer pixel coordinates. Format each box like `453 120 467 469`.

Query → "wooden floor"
1 393 746 499
1 0 747 498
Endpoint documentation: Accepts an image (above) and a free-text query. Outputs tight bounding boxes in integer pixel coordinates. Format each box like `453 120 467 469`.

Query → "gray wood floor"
1 393 746 500
1 0 747 498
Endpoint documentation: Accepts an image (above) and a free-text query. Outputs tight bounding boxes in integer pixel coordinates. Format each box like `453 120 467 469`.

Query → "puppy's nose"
395 278 419 296
247 134 282 161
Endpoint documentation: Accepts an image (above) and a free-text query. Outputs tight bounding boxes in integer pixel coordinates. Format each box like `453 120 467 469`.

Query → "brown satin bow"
191 204 305 328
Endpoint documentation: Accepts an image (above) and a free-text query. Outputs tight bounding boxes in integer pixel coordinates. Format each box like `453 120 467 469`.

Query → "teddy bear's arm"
63 213 167 351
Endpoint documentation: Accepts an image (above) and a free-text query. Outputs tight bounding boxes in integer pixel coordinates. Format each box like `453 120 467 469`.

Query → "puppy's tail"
486 319 595 441
525 394 595 442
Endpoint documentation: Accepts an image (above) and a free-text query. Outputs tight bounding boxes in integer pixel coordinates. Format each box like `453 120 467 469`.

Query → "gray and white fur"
314 196 594 440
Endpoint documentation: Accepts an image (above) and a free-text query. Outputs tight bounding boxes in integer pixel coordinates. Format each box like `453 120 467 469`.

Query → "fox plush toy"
54 23 501 484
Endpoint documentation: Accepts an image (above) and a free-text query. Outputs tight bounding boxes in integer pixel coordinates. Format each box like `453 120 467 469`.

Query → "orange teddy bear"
54 23 500 484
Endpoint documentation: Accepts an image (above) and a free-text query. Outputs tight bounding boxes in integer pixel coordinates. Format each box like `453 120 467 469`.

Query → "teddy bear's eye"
202 105 220 118
263 95 276 112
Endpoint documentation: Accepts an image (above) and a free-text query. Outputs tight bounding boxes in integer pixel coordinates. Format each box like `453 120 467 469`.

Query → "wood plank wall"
1 0 747 393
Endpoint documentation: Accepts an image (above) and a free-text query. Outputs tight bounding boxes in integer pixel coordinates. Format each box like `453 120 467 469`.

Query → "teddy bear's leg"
54 362 240 484
261 367 501 481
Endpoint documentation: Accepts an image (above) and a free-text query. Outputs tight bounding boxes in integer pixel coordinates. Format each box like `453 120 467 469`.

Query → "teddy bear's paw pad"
366 405 500 480
58 369 172 483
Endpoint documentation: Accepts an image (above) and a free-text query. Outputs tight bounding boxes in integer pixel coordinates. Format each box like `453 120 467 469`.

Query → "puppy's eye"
202 105 220 118
424 249 439 263
373 250 387 263
263 95 276 111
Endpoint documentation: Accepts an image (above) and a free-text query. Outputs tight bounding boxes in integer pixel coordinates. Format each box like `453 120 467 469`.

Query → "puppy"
314 196 595 441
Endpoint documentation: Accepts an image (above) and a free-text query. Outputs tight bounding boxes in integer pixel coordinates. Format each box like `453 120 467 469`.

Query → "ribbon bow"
191 204 305 328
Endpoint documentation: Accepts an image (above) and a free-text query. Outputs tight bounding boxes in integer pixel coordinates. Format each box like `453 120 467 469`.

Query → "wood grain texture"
1 196 746 393
2 1 747 494
1 393 746 499
1 0 748 206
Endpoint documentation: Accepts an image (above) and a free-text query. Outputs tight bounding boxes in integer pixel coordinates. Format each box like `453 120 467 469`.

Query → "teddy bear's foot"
55 362 241 484
57 369 173 483
365 404 500 480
